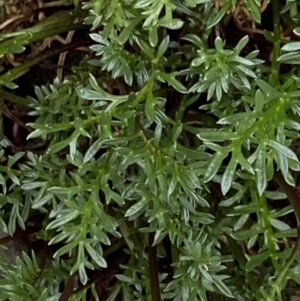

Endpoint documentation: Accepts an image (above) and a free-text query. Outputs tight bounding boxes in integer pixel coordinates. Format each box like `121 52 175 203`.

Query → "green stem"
268 172 300 299
3 91 29 106
148 233 161 301
271 0 281 85
259 192 279 268
224 233 259 294
268 229 300 300
274 172 300 223
0 36 91 83
0 22 88 58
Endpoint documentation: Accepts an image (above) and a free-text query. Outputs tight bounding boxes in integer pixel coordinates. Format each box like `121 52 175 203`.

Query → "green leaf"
265 191 287 200
145 90 157 122
21 182 46 190
234 35 249 56
237 152 255 174
157 36 170 59
214 37 223 52
9 45 26 54
159 72 187 93
125 197 151 217
256 80 282 97
278 51 300 64
281 42 300 52
46 134 77 155
255 89 264 113
197 131 234 142
182 34 205 48
7 169 20 185
270 218 290 230
85 244 107 268
117 16 142 45
46 210 80 230
255 147 267 196
245 0 261 22
221 156 237 195
134 37 155 59
208 1 232 29
149 26 158 47
245 251 270 271
218 112 257 125
268 140 299 162
83 138 104 163
231 227 262 240
54 240 79 258
106 286 121 301
204 150 229 182
234 214 250 231
212 275 233 298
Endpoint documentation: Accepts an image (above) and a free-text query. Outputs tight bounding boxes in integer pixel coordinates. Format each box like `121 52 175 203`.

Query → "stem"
274 172 300 223
0 38 92 83
3 91 30 106
148 233 161 301
267 172 300 299
271 0 281 85
224 233 259 294
0 22 88 58
268 227 300 300
258 192 280 268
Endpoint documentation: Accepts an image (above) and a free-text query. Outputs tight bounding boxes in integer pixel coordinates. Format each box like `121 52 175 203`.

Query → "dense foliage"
1 0 300 300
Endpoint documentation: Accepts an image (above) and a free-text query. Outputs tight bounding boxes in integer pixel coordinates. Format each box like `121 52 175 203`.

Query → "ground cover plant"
1 0 300 300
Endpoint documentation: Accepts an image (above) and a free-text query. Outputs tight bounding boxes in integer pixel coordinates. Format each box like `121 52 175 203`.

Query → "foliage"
0 0 300 300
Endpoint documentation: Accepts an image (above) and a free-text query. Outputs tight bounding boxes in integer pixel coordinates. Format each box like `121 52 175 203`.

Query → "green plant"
1 0 300 300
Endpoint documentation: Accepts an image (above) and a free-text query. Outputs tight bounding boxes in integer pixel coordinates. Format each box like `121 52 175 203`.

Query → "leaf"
9 45 26 54
245 251 270 271
149 26 158 47
197 131 234 142
214 37 223 52
270 218 290 230
182 34 205 48
256 80 282 97
245 0 261 22
134 36 155 59
234 35 249 56
7 169 20 185
237 152 255 174
231 227 262 240
106 286 121 301
157 36 170 59
145 90 157 122
21 182 46 190
278 52 300 64
117 16 142 45
268 140 299 162
234 214 250 231
208 1 232 29
85 244 107 268
218 112 257 125
255 147 267 196
212 275 233 298
204 150 229 182
265 191 287 200
221 156 237 195
125 198 151 217
46 134 77 155
255 89 264 113
54 240 79 258
83 138 104 163
46 210 80 230
281 42 300 52
159 72 187 93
